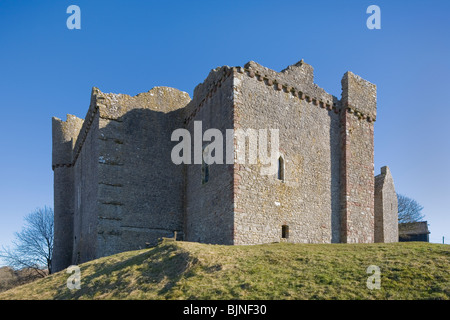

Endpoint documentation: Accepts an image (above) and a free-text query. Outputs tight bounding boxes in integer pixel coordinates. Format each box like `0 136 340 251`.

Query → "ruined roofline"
244 60 376 122
243 60 340 110
70 87 104 166
55 60 377 170
97 86 191 120
52 114 84 169
185 60 341 125
186 60 377 124
61 86 191 169
185 66 234 124
91 85 191 110
52 87 107 170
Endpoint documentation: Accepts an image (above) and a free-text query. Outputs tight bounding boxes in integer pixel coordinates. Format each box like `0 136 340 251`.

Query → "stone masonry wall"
56 86 191 265
340 72 376 243
67 88 103 265
52 114 83 272
232 61 342 244
94 87 190 258
184 66 235 244
72 110 99 264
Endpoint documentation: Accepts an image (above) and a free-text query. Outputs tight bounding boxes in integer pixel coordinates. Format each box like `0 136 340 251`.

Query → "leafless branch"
0 206 54 276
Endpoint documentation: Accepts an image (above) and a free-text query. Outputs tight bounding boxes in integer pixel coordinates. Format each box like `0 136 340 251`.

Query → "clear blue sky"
0 0 449 265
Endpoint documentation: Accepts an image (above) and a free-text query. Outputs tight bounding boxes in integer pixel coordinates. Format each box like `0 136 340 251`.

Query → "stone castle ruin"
52 60 398 272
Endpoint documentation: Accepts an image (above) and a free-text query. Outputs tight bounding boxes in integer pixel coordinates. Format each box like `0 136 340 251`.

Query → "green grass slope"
0 241 448 300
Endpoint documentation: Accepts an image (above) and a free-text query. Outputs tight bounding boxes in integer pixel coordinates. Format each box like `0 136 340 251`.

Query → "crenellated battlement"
52 114 84 169
184 60 376 126
242 60 377 122
241 60 341 115
244 60 336 106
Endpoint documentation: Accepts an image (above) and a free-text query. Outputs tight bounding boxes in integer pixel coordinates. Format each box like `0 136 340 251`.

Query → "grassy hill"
0 240 448 300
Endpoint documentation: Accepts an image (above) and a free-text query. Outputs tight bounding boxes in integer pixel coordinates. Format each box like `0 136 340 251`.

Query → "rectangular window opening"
282 225 289 239
278 156 285 181
202 145 209 184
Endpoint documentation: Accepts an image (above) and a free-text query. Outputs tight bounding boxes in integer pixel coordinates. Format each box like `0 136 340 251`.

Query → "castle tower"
226 60 342 244
340 72 377 243
52 114 83 272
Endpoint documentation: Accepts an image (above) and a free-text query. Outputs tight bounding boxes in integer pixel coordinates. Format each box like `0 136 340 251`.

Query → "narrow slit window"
202 145 209 184
282 225 289 239
277 156 285 181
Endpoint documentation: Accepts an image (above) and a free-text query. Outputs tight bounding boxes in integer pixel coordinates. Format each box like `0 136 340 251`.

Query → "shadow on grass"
54 242 194 300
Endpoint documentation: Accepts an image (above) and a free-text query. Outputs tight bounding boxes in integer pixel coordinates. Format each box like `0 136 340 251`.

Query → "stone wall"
184 66 235 244
52 114 83 272
94 87 190 258
374 166 398 243
232 61 342 244
340 72 376 243
72 110 99 264
54 86 191 267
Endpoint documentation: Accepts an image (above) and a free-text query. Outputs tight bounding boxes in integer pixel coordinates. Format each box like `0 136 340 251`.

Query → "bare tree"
397 193 425 223
0 207 54 277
